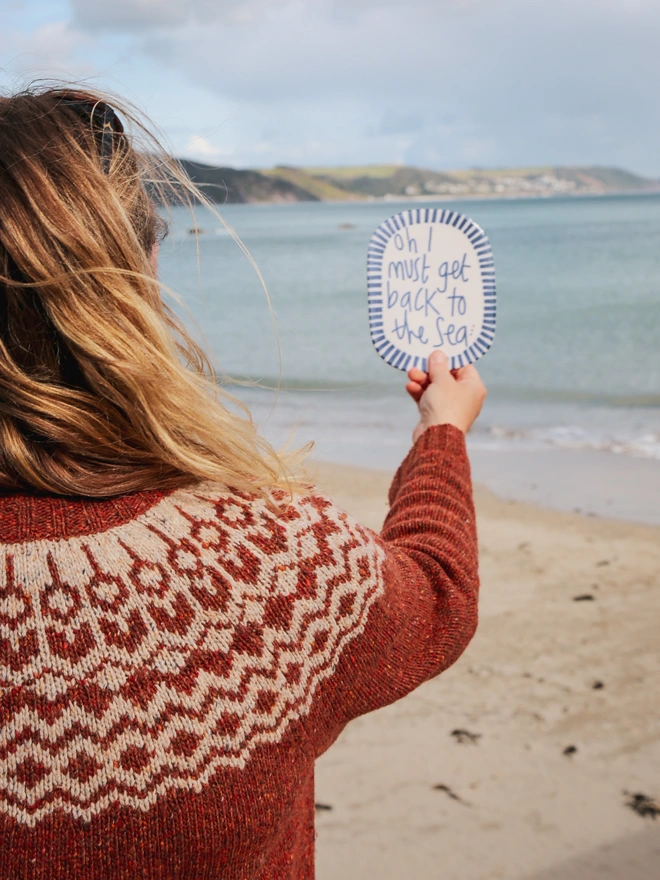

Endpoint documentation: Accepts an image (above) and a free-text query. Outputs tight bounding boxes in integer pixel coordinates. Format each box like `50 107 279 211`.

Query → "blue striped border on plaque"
367 208 496 373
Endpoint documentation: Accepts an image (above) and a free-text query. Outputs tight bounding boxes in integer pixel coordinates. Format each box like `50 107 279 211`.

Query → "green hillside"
262 166 353 201
303 165 400 180
309 166 456 198
268 164 658 200
177 160 319 203
176 160 658 204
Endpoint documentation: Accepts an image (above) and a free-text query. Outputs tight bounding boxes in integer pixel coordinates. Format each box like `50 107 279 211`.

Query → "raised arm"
304 353 486 752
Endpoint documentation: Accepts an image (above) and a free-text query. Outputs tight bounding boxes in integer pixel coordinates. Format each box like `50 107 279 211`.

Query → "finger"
406 382 425 403
406 381 424 402
407 367 428 384
427 350 451 383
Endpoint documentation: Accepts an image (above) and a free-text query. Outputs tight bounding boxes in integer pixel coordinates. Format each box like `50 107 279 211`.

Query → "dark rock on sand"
432 784 469 805
624 792 660 819
451 729 482 745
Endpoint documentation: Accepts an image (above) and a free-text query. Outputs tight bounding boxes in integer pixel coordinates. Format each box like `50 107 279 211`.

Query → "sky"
1 0 659 175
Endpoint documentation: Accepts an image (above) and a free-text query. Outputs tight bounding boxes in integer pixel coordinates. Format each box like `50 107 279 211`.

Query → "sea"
158 194 660 490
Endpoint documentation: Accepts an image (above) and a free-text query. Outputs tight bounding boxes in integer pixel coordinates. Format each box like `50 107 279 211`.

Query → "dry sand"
311 460 660 880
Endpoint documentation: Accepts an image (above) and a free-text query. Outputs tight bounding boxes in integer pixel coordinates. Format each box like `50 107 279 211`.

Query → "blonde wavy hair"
0 84 305 498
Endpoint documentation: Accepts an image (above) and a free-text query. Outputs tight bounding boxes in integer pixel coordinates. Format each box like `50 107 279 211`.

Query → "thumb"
427 350 451 383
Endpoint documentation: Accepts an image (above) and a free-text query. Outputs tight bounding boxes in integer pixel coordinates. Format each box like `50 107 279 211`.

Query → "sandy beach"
311 459 660 880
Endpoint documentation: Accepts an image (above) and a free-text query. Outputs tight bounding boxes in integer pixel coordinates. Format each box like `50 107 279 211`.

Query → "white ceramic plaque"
367 208 496 372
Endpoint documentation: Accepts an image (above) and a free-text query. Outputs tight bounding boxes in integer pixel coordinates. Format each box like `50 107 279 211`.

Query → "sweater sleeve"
304 423 479 754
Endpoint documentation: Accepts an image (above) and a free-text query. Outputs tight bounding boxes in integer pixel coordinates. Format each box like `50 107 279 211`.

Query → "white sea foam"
473 424 660 460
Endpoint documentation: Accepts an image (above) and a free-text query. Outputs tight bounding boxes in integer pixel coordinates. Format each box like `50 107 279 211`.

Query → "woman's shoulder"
159 481 387 591
0 479 387 612
164 479 382 546
0 479 377 545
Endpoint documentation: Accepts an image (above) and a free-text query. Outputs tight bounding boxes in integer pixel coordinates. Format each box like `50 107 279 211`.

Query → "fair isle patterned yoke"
0 424 479 879
0 483 385 826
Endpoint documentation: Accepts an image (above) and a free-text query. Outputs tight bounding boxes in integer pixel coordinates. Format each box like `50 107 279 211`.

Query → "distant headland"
177 161 659 204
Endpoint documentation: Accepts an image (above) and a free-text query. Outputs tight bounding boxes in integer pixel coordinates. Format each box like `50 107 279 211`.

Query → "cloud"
71 0 193 31
253 141 273 155
185 134 234 160
81 0 656 114
0 21 95 79
371 112 427 138
70 0 256 32
65 0 660 173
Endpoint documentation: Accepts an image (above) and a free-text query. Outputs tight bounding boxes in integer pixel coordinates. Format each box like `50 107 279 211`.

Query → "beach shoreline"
238 385 660 529
468 445 660 527
311 456 660 536
311 458 660 880
223 187 660 206
305 442 660 527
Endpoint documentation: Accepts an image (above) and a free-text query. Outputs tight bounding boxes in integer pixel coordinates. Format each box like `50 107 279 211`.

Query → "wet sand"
469 446 660 526
311 459 660 880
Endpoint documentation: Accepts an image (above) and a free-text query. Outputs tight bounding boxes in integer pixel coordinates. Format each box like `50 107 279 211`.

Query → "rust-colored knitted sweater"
0 424 479 879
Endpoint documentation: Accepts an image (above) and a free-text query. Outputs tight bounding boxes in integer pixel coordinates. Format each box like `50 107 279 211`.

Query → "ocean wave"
224 378 660 406
479 424 660 460
222 375 391 393
481 386 660 408
221 378 660 461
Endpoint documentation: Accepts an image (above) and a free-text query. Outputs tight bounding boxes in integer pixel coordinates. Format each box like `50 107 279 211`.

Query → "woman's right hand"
406 350 487 443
